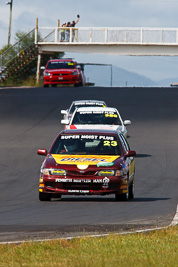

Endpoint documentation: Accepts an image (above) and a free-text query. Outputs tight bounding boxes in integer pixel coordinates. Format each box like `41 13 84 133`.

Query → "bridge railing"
0 28 36 70
35 27 178 44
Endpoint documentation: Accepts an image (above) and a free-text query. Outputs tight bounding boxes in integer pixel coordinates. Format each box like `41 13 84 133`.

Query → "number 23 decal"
103 141 117 146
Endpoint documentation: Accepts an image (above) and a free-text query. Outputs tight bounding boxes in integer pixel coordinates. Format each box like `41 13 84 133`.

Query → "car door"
119 134 135 182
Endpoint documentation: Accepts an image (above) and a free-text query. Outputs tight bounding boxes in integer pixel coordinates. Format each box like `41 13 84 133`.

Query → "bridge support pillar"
36 53 41 84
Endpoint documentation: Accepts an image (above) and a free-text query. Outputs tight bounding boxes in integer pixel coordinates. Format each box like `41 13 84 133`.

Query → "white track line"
170 204 178 226
0 204 177 245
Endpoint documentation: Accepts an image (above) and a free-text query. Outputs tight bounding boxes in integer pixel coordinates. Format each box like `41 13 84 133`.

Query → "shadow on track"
50 197 170 202
135 154 151 158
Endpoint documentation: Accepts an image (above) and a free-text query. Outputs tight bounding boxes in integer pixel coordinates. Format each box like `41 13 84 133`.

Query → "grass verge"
0 77 43 87
0 225 177 267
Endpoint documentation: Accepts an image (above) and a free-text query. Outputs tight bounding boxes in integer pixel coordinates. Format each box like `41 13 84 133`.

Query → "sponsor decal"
61 135 80 140
68 190 89 193
93 178 110 184
55 178 91 183
105 113 118 118
79 111 92 114
52 155 119 165
61 135 114 140
103 140 117 146
51 61 73 65
97 162 115 167
55 178 72 182
55 178 110 184
76 102 103 106
102 177 110 189
73 179 91 183
77 111 117 115
93 179 103 183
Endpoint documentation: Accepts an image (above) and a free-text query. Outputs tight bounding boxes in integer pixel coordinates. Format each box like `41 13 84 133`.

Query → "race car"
61 107 131 137
37 129 136 201
42 59 84 87
61 100 107 121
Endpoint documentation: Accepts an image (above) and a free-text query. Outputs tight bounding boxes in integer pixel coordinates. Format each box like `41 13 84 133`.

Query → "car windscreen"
70 103 105 114
46 62 75 70
50 134 122 155
71 111 122 125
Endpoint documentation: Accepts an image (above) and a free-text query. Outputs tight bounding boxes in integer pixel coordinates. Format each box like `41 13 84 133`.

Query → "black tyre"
44 84 49 88
128 182 134 199
115 182 129 201
115 192 128 201
51 84 57 87
39 192 51 201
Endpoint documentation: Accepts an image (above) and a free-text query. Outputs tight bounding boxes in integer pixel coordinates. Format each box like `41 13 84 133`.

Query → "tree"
0 30 65 83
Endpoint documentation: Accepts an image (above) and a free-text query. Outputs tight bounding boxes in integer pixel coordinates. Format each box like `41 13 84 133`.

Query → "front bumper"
39 175 128 196
43 74 80 85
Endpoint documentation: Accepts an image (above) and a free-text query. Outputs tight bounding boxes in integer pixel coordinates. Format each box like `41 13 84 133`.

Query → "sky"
1 0 178 82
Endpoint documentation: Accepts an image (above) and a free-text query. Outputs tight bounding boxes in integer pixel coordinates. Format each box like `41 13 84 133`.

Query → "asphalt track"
0 86 177 242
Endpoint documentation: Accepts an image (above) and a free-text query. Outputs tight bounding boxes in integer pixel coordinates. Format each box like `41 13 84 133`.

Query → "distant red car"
43 59 84 87
37 129 136 201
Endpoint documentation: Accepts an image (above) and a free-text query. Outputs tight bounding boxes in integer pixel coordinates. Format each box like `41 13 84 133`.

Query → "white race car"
61 100 107 121
61 106 131 137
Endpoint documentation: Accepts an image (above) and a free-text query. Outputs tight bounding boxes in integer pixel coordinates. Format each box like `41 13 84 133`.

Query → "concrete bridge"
35 26 178 56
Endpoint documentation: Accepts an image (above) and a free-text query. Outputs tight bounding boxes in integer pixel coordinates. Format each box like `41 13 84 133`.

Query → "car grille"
63 183 102 190
53 73 69 76
52 80 70 82
46 182 119 191
67 171 97 176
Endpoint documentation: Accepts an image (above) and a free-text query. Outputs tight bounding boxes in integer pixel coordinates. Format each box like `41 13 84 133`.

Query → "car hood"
44 154 122 170
45 69 76 73
69 124 123 131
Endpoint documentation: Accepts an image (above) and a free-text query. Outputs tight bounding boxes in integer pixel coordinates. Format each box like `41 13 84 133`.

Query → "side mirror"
37 149 47 156
61 110 67 115
124 120 131 125
125 150 136 158
61 119 70 125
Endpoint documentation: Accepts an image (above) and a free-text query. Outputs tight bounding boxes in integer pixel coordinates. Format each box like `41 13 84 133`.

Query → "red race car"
37 129 136 201
42 59 84 87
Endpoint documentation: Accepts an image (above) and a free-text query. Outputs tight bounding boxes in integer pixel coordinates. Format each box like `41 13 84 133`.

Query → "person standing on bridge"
61 22 66 41
66 22 71 42
71 14 80 27
71 15 80 42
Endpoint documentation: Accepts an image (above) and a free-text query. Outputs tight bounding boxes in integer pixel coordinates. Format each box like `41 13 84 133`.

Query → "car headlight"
71 71 78 75
44 72 51 76
98 170 115 176
98 169 124 176
41 168 67 176
115 170 124 176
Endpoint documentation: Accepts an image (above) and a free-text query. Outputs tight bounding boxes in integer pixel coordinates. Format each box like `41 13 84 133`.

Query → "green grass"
0 77 43 87
0 226 177 267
